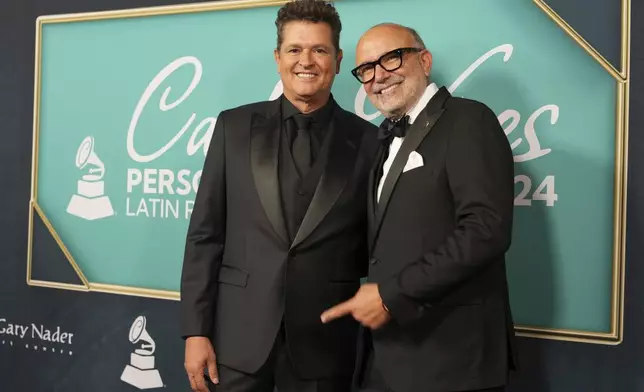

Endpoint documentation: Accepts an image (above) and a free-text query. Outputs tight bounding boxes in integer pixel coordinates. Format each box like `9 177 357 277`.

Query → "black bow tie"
377 115 410 143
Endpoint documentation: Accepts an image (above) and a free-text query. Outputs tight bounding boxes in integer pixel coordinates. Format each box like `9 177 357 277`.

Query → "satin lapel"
371 89 450 248
367 144 386 251
250 102 289 246
291 111 358 250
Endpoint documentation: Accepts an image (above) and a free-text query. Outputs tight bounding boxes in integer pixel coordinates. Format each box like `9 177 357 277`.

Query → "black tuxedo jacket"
180 96 379 380
357 87 519 392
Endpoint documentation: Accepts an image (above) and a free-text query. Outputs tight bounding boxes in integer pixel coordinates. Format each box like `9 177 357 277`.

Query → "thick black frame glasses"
351 47 423 84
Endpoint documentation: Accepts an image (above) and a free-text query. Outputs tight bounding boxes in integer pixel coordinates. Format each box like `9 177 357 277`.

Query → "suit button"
369 258 378 265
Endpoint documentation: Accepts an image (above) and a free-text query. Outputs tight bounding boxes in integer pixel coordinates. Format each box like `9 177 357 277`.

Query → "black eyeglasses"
351 47 423 84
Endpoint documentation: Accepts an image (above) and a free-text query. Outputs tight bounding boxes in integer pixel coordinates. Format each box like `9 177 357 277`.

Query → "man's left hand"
320 283 391 329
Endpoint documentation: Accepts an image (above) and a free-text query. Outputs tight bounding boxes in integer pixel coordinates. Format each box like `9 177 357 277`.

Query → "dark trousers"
360 349 505 392
207 324 351 392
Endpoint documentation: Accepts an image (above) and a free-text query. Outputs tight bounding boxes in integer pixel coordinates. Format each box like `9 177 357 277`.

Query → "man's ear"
274 48 280 72
420 50 432 77
335 49 343 74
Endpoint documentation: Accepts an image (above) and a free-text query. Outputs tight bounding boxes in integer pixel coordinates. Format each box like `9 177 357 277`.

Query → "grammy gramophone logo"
66 136 114 220
120 316 163 390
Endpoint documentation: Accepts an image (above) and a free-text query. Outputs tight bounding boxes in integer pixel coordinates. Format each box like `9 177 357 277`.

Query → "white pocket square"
403 151 424 172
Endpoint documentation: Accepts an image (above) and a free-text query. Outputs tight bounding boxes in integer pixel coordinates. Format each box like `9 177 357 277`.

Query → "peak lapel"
250 100 289 247
370 87 450 250
291 111 358 250
367 143 386 251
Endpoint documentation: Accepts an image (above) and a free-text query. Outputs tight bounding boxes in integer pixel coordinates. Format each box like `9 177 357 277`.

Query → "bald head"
358 23 426 52
354 23 432 119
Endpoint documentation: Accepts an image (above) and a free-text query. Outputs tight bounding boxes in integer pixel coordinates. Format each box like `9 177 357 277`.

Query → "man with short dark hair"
322 23 518 392
180 1 378 391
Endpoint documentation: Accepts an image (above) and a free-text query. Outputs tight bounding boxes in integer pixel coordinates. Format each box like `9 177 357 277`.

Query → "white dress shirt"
377 82 439 202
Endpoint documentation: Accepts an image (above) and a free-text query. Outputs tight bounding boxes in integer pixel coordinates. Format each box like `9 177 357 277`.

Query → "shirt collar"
406 82 439 125
280 94 335 128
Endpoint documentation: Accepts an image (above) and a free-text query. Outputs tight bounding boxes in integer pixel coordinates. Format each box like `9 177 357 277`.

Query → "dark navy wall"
544 0 623 71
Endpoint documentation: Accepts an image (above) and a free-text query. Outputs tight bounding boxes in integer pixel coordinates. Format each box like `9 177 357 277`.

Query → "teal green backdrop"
33 0 619 339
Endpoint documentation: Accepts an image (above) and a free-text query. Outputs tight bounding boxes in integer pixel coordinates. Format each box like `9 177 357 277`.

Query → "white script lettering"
128 44 558 165
127 56 213 163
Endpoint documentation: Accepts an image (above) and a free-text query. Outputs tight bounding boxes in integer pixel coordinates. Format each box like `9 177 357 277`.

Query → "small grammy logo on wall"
66 135 114 220
120 316 163 390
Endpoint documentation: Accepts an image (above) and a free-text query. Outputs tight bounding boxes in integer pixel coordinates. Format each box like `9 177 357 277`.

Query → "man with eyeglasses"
321 23 518 392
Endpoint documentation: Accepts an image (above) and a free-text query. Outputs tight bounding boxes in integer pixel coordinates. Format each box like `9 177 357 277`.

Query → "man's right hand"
184 336 218 392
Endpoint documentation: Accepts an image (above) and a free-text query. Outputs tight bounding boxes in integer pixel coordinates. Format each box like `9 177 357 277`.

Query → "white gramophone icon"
66 136 114 220
120 316 164 389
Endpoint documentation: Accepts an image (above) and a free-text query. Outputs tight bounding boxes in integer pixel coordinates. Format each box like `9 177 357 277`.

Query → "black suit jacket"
357 87 519 392
180 96 379 380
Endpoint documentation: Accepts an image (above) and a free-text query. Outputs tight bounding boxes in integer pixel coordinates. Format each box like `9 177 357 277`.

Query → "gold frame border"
27 0 630 344
27 0 290 302
511 0 631 345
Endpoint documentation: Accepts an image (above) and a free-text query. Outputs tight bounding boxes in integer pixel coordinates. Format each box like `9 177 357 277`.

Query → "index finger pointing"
320 300 354 323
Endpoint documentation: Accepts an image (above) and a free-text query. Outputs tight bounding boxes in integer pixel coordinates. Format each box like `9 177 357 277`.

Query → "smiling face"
274 21 342 111
355 24 432 119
